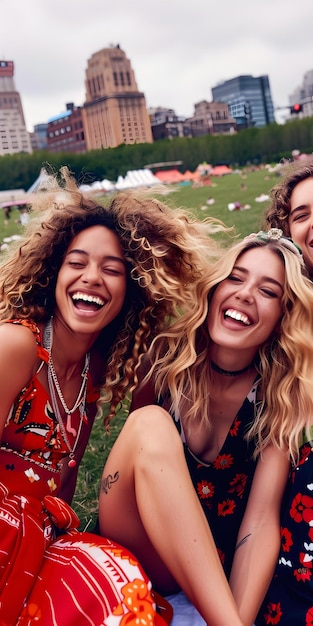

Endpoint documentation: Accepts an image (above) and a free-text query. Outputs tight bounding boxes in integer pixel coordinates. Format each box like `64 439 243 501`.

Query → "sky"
2 0 313 132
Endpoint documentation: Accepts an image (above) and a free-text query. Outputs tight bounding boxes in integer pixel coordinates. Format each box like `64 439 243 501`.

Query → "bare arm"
229 445 290 626
0 323 38 441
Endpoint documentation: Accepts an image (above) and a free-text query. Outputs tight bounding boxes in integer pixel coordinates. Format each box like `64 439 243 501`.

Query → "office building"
0 60 32 155
212 75 275 128
83 45 153 149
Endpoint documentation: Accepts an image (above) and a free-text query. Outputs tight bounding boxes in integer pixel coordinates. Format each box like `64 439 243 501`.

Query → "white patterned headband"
253 228 303 258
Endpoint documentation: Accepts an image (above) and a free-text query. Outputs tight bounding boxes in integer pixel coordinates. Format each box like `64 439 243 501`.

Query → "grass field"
0 165 281 529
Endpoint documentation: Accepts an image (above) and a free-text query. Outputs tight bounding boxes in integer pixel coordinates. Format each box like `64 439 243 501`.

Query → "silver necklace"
44 318 90 468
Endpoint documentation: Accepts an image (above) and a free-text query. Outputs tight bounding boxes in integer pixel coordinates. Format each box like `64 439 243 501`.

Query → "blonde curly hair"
145 233 313 464
0 167 225 424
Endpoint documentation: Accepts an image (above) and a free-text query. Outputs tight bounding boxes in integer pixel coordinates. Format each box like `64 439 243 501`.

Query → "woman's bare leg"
99 406 243 626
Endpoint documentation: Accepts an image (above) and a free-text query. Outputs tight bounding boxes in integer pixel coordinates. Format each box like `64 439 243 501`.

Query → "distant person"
3 204 11 224
19 206 30 225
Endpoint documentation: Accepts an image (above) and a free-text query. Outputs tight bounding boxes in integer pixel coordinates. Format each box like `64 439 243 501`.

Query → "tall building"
0 60 32 155
83 45 153 149
212 75 275 129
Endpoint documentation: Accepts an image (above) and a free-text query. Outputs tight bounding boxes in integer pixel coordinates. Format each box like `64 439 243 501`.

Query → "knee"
126 405 183 458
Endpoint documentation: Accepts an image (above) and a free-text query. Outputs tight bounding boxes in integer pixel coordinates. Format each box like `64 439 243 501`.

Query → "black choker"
211 360 254 377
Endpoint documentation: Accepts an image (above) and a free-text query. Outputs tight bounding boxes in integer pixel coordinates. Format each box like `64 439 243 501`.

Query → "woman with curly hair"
0 167 223 625
263 156 313 278
99 229 313 626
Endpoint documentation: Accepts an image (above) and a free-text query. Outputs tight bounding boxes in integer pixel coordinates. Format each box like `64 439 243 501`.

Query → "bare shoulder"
0 322 39 366
0 322 40 429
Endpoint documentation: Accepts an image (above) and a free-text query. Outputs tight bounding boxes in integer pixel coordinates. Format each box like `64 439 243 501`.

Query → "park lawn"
163 166 279 238
0 166 280 529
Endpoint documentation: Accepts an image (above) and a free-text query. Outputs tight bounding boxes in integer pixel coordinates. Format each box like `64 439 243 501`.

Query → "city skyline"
2 0 313 131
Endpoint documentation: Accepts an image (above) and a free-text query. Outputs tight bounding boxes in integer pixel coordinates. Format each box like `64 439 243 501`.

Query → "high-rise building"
83 45 153 149
0 60 32 155
212 75 275 129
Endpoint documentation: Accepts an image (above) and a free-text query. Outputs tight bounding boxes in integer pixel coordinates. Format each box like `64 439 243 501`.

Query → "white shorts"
165 591 206 626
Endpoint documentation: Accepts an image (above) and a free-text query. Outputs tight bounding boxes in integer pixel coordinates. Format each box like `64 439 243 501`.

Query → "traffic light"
290 103 303 114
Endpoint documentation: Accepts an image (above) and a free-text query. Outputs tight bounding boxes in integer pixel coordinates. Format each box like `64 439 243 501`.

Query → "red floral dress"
0 320 168 626
256 433 313 626
169 380 259 579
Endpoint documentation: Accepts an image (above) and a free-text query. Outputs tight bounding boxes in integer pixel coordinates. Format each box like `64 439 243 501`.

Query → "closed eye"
292 212 310 222
260 288 279 298
69 261 86 268
102 267 125 276
227 274 243 282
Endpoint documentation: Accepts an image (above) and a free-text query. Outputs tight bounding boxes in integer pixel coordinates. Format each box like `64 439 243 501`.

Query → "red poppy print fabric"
175 381 259 579
256 438 313 625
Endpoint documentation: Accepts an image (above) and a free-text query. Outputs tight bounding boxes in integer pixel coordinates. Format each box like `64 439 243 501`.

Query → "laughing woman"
0 167 221 625
99 230 313 626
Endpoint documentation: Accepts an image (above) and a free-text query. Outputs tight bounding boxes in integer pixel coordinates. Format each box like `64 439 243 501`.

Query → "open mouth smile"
71 292 105 310
224 308 252 326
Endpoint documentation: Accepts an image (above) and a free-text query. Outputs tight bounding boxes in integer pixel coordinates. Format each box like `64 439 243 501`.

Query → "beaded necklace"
44 318 90 468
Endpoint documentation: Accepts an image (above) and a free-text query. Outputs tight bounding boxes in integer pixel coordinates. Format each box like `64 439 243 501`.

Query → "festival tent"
210 165 233 176
114 168 160 190
181 170 201 181
154 169 186 183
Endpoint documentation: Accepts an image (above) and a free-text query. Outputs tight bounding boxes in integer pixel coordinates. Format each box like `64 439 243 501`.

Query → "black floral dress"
256 433 313 626
167 379 259 579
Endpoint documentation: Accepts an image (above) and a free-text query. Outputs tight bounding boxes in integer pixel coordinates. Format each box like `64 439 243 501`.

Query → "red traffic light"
291 103 303 114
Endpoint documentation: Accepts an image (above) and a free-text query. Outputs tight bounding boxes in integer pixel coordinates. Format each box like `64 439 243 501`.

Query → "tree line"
0 117 312 191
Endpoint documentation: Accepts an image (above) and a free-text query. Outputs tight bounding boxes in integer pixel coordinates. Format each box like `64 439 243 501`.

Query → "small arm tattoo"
235 533 251 551
101 471 119 494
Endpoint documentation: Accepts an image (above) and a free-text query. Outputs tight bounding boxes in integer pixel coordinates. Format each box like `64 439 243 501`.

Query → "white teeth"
72 292 104 307
224 309 251 325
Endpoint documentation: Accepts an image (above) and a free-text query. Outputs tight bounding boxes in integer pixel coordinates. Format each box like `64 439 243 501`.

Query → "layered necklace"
44 318 90 468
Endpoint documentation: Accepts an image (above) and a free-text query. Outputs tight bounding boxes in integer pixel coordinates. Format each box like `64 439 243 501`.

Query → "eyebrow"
233 265 284 291
67 249 126 266
289 204 309 218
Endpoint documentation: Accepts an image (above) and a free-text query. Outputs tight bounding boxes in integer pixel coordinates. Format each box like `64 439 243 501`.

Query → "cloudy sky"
2 0 313 131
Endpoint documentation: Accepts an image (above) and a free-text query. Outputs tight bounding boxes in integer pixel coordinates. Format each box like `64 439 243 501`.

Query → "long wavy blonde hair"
0 167 226 424
146 234 313 463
